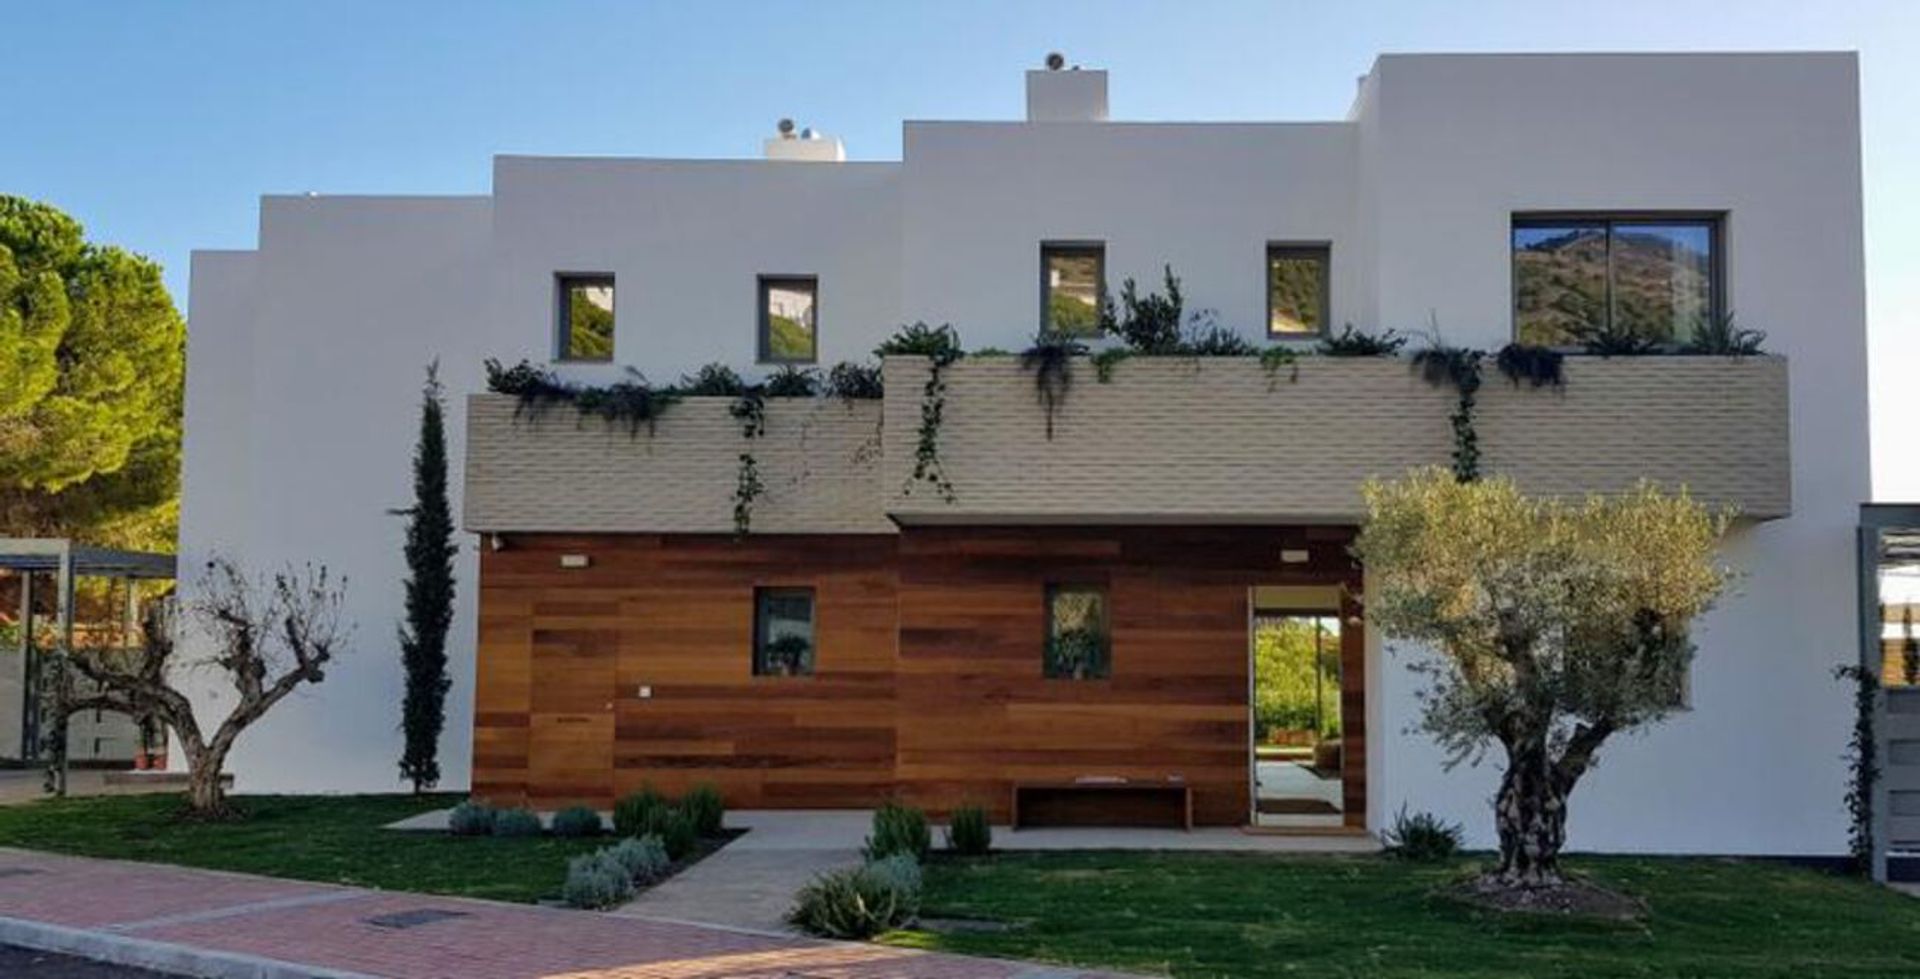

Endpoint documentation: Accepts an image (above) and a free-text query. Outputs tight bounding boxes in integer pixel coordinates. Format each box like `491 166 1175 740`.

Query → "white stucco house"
178 52 1876 858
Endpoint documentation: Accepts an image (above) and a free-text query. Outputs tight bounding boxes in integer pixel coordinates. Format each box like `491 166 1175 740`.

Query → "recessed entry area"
1251 584 1346 829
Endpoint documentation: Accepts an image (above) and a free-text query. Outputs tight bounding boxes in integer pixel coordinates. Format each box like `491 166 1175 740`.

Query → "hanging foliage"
875 323 963 501
1493 343 1565 389
1318 323 1407 357
824 361 884 401
1259 346 1300 389
1019 333 1088 440
483 359 682 436
764 365 820 397
729 388 768 535
1411 338 1485 482
1834 663 1880 874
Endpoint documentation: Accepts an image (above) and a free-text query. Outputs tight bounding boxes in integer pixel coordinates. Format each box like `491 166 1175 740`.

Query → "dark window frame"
1043 581 1111 681
1039 241 1107 336
1265 242 1332 340
1509 212 1725 348
554 272 616 363
757 274 820 365
752 585 817 678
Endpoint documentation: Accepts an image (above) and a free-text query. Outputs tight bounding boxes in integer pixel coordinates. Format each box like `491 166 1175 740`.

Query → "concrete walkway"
615 810 866 932
0 848 1144 979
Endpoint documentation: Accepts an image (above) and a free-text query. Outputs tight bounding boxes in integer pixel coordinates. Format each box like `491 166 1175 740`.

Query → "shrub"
865 802 931 862
658 807 699 861
448 800 496 836
562 851 635 909
1318 323 1406 357
786 861 921 939
944 805 992 856
492 807 544 838
1382 804 1464 862
606 835 672 886
682 783 726 837
679 363 747 396
824 361 884 400
550 805 604 838
763 365 820 397
613 787 669 838
864 853 923 893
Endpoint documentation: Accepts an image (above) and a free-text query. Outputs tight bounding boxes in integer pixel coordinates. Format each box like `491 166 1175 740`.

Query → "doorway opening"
1251 586 1345 829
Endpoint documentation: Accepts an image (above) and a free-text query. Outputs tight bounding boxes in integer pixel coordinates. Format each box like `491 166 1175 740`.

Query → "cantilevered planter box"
464 393 889 534
881 355 1790 524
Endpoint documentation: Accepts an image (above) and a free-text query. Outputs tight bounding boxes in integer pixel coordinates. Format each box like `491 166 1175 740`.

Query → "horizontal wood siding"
894 526 1363 827
473 526 1364 828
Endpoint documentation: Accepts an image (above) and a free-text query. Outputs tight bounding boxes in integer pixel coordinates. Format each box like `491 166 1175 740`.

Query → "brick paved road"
0 848 1143 978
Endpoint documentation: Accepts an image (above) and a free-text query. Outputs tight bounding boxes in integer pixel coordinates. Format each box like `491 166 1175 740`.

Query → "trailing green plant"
763 365 820 397
492 807 544 838
682 782 726 836
1259 346 1300 388
396 361 456 794
730 388 768 535
1571 320 1663 357
864 801 932 861
606 835 672 885
1835 663 1880 874
1318 323 1406 356
550 805 604 838
679 362 747 396
1091 347 1133 383
1493 343 1565 389
786 859 921 939
1382 804 1463 862
944 804 992 856
1019 332 1088 440
613 786 670 838
1681 311 1767 357
876 323 964 502
657 806 699 861
447 800 496 837
763 633 812 676
1411 335 1485 482
825 361 884 401
562 850 635 909
485 360 685 437
1103 266 1186 353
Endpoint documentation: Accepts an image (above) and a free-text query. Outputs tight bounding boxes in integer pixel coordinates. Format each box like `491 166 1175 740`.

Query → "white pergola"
1 538 176 793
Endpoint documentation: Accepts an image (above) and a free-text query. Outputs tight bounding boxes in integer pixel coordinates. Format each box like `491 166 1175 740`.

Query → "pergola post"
52 544 74 797
17 570 35 760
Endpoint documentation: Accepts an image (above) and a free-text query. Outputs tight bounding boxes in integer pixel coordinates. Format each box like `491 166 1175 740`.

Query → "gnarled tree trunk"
1493 743 1568 887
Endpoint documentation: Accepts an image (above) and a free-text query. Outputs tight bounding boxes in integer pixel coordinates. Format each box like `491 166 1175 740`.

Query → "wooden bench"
1011 780 1193 830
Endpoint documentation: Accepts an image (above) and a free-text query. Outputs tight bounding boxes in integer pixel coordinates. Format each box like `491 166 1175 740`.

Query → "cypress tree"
397 361 455 792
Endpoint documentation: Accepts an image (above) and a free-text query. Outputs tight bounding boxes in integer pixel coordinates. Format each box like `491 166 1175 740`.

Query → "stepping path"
615 810 868 932
0 848 1145 979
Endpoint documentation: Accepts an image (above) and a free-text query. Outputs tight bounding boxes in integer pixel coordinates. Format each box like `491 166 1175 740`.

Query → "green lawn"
0 793 603 903
885 851 1920 979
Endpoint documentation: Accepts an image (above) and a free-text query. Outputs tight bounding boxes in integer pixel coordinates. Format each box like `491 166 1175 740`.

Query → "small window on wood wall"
1044 583 1109 680
754 587 815 677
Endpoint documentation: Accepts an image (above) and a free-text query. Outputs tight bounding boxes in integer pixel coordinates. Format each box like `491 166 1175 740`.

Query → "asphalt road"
0 946 185 978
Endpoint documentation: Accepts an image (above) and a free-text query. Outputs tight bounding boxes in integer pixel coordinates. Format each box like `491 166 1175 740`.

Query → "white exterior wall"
180 52 1868 854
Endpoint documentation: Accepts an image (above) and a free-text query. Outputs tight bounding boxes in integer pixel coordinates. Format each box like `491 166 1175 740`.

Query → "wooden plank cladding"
472 525 1365 829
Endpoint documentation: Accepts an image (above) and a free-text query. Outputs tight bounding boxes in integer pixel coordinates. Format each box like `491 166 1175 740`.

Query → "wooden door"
527 626 618 809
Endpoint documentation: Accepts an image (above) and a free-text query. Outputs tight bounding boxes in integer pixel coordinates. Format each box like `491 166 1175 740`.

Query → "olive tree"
1352 469 1729 889
59 558 347 816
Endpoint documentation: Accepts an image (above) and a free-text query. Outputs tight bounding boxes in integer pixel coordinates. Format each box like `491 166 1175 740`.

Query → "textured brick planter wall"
883 355 1789 523
464 393 888 533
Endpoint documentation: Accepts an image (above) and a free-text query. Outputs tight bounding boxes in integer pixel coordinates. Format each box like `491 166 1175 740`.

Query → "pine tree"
397 362 455 792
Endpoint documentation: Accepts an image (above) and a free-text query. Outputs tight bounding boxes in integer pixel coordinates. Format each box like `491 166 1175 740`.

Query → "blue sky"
5 0 1918 493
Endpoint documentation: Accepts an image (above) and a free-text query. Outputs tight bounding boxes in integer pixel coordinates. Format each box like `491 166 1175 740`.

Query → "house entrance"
1250 586 1346 829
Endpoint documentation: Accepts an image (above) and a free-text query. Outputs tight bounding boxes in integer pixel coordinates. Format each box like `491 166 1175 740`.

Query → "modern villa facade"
179 53 1869 854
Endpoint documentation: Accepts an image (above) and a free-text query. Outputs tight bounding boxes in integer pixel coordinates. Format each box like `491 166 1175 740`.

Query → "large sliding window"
1512 215 1720 348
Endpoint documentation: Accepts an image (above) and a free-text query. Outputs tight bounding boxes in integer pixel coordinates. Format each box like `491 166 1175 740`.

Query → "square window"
753 587 815 677
1512 216 1720 348
1267 245 1330 337
759 276 818 363
1044 583 1109 680
556 275 615 362
1041 244 1105 337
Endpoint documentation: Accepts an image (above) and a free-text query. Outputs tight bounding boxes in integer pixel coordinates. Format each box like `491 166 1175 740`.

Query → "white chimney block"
763 135 846 162
1026 69 1108 122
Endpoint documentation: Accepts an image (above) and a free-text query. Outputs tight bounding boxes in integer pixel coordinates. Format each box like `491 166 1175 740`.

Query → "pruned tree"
1352 469 1729 890
395 361 455 792
59 558 348 816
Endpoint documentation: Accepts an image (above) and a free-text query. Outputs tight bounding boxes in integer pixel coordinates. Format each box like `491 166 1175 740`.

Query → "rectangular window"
1267 244 1330 338
556 274 615 362
1512 215 1720 348
758 276 818 363
753 587 815 677
1044 583 1110 680
1041 243 1105 336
